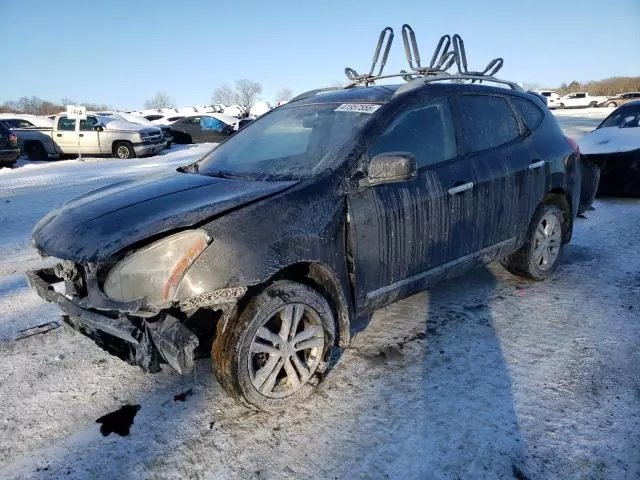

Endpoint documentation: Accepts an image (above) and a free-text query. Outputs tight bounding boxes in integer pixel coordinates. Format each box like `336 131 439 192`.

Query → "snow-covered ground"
0 111 638 479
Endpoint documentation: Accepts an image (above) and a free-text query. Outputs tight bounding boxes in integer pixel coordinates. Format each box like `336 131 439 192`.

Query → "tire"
212 280 336 412
589 101 598 108
607 101 617 108
26 142 47 161
558 103 565 109
1 160 17 169
165 141 173 149
578 161 600 214
501 203 565 281
113 141 136 159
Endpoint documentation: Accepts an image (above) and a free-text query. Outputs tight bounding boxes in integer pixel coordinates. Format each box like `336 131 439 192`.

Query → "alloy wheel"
533 212 562 271
248 303 325 398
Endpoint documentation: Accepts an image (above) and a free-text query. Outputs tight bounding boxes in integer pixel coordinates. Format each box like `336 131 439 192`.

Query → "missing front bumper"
26 267 199 374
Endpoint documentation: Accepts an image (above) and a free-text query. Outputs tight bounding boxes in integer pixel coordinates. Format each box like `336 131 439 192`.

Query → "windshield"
598 107 640 129
196 103 378 180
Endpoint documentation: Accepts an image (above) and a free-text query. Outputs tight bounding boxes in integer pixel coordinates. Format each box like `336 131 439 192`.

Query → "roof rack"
341 24 521 93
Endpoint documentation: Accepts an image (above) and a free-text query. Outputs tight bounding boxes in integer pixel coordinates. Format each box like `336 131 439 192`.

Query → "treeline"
0 96 110 115
556 76 640 96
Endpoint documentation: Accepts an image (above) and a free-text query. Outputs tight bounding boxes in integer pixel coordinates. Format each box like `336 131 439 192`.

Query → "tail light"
565 137 580 154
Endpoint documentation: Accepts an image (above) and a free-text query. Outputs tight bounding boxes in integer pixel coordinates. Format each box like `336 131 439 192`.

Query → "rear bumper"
26 266 199 374
0 148 20 162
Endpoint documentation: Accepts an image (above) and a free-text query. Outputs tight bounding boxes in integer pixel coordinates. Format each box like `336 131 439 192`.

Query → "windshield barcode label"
335 103 381 114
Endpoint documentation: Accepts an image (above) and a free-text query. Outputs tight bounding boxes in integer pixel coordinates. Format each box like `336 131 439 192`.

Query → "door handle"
448 182 474 195
56 133 62 137
79 133 84 137
528 160 545 170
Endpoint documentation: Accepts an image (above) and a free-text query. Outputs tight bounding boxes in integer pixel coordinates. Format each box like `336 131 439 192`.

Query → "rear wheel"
26 142 47 161
558 103 565 109
589 101 598 108
212 281 335 412
113 141 136 159
501 203 565 280
607 101 617 108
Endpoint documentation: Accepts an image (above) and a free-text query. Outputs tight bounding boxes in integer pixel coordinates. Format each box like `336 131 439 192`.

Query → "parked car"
579 100 640 196
28 74 585 411
557 92 608 109
169 113 239 144
0 121 20 168
97 112 174 149
13 114 165 160
142 113 186 125
534 90 561 109
0 113 53 128
599 92 640 108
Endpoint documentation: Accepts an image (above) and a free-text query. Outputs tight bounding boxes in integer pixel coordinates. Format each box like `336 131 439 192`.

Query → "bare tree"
144 91 174 109
212 84 236 106
234 79 262 107
275 87 293 103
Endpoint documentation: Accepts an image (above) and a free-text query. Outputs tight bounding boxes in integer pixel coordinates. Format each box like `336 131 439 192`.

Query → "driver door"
347 95 473 313
79 116 101 154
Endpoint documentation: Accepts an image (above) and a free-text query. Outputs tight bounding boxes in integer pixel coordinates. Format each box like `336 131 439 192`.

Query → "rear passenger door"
200 116 232 143
452 94 541 251
54 116 78 153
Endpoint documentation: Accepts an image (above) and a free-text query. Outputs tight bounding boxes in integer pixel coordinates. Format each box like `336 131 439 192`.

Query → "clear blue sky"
2 0 639 110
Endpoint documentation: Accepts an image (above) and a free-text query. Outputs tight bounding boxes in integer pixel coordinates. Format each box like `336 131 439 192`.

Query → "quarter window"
57 117 76 131
456 95 520 153
511 97 544 130
369 97 456 168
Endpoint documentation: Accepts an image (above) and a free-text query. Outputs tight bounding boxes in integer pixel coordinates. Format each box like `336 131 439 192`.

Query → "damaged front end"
27 231 246 375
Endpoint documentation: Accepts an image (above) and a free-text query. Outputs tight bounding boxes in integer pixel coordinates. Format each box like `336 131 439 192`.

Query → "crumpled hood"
32 171 296 261
579 127 640 155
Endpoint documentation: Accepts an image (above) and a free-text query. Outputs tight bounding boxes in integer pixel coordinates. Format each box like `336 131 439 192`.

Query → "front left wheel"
113 141 136 159
212 281 335 412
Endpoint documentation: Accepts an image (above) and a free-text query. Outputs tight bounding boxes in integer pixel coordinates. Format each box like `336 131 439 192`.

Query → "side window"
80 116 99 131
200 116 226 131
456 95 520 153
576 93 586 99
369 97 456 168
57 117 76 131
187 117 201 125
511 97 544 130
144 115 163 121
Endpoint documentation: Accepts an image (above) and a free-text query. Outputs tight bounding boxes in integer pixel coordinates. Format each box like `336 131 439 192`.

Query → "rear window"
511 97 544 130
144 115 164 121
456 95 520 153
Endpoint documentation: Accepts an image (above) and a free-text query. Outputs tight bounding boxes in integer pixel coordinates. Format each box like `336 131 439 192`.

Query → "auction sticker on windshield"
335 103 381 113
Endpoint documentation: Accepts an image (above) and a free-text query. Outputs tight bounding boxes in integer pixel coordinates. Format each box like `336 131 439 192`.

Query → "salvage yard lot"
0 111 638 479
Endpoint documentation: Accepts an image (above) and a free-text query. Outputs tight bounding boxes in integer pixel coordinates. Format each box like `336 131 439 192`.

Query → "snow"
579 126 640 155
0 113 638 479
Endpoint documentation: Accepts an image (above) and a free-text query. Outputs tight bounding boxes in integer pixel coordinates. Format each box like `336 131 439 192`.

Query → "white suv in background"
535 90 561 109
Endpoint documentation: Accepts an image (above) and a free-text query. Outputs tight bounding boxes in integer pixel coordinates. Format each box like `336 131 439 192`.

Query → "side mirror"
362 152 417 187
93 124 104 132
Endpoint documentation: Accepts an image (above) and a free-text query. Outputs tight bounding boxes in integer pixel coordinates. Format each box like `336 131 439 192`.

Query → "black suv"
27 30 583 411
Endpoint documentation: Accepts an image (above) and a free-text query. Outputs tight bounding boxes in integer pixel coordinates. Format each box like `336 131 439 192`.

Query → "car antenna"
344 27 394 86
400 24 456 81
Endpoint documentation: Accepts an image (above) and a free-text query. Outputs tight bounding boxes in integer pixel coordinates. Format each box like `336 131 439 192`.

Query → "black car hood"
32 171 297 261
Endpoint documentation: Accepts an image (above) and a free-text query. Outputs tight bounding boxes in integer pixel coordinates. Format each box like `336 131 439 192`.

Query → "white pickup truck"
557 92 608 109
13 114 165 160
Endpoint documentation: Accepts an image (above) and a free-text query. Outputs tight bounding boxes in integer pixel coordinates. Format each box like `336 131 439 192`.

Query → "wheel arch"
542 189 573 243
268 261 351 348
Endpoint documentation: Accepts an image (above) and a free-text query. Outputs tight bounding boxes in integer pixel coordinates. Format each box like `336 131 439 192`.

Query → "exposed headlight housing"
103 230 210 305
